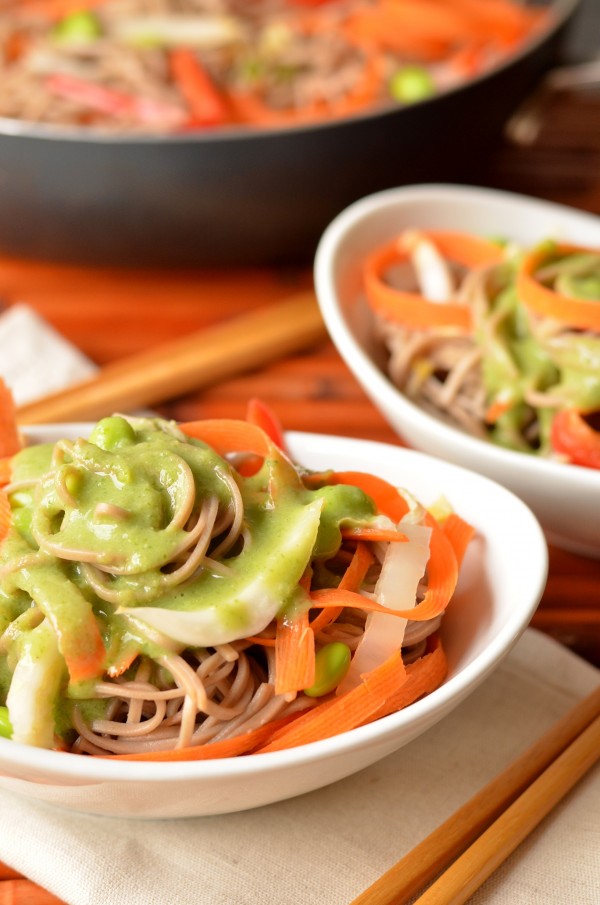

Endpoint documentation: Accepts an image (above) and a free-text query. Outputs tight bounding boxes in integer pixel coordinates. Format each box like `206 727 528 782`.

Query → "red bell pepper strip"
550 408 600 470
44 73 187 127
170 49 229 126
245 398 288 453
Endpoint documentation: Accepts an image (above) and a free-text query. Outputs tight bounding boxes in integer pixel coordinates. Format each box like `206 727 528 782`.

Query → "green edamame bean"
65 468 83 497
11 505 33 543
53 10 102 43
304 642 351 698
0 706 12 739
389 65 435 104
89 416 136 451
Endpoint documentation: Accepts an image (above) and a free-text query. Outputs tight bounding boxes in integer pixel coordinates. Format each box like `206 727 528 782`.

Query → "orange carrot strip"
355 0 546 56
327 471 409 522
313 518 458 623
0 457 13 487
364 230 504 331
274 609 315 696
309 542 374 636
170 48 229 126
485 398 512 424
16 0 110 19
401 516 459 621
20 569 106 684
60 622 106 684
372 633 447 719
442 513 475 568
344 5 453 59
110 714 298 761
180 418 271 458
256 649 406 753
339 542 376 590
0 380 22 458
517 243 600 331
310 587 421 619
245 635 276 647
0 491 11 544
431 0 546 45
308 605 344 640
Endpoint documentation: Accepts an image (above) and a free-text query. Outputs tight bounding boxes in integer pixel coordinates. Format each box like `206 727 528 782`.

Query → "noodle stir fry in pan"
0 0 547 132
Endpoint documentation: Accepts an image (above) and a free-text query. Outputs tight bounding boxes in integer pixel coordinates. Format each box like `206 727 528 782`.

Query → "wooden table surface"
1 5 600 902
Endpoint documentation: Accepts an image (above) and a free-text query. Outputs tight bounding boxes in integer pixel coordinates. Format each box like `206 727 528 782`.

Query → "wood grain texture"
1 4 600 896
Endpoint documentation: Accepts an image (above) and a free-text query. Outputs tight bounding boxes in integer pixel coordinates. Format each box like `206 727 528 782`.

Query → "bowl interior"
314 184 600 558
0 425 547 817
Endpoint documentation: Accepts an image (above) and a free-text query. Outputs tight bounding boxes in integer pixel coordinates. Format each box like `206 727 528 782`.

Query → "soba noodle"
0 413 460 758
370 233 600 462
0 0 546 132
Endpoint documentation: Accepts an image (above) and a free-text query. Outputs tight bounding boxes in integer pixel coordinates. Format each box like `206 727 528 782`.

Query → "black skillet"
0 0 583 267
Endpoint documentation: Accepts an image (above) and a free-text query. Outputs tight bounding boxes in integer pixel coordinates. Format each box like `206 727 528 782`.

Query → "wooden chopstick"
410 709 600 904
16 291 326 425
0 863 22 881
350 684 600 905
0 877 65 904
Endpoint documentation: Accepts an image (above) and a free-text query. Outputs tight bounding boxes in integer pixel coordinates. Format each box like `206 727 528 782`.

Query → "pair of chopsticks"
0 691 598 905
16 290 326 425
350 684 600 905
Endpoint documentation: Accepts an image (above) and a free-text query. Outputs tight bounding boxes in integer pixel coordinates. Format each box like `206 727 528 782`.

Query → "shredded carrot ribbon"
256 649 407 753
441 512 476 569
109 714 299 762
275 609 316 696
0 457 13 488
517 243 600 331
326 471 410 522
363 230 504 331
180 418 272 459
0 491 11 545
256 634 447 754
0 380 22 459
309 541 375 636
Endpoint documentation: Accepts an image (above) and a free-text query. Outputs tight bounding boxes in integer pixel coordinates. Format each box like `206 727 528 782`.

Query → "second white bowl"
314 184 600 558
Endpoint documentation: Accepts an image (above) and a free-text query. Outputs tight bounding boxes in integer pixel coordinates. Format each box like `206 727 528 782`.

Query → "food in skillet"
363 230 600 469
0 396 473 759
0 0 546 132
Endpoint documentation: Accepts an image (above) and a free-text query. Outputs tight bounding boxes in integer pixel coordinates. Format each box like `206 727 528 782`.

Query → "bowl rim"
0 0 581 145
313 182 600 492
0 428 547 783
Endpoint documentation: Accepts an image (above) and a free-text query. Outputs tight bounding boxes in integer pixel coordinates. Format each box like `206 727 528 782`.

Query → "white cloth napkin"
0 304 96 406
0 306 598 905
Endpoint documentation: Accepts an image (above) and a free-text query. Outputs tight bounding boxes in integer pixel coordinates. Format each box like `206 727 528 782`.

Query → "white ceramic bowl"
0 425 547 819
314 184 600 558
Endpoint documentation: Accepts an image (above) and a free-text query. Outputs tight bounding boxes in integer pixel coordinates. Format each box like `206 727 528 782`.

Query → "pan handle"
505 59 600 146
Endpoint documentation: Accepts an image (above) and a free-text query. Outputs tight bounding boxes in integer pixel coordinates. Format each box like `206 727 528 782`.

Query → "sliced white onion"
7 620 64 748
113 16 245 49
337 521 432 693
400 229 456 302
